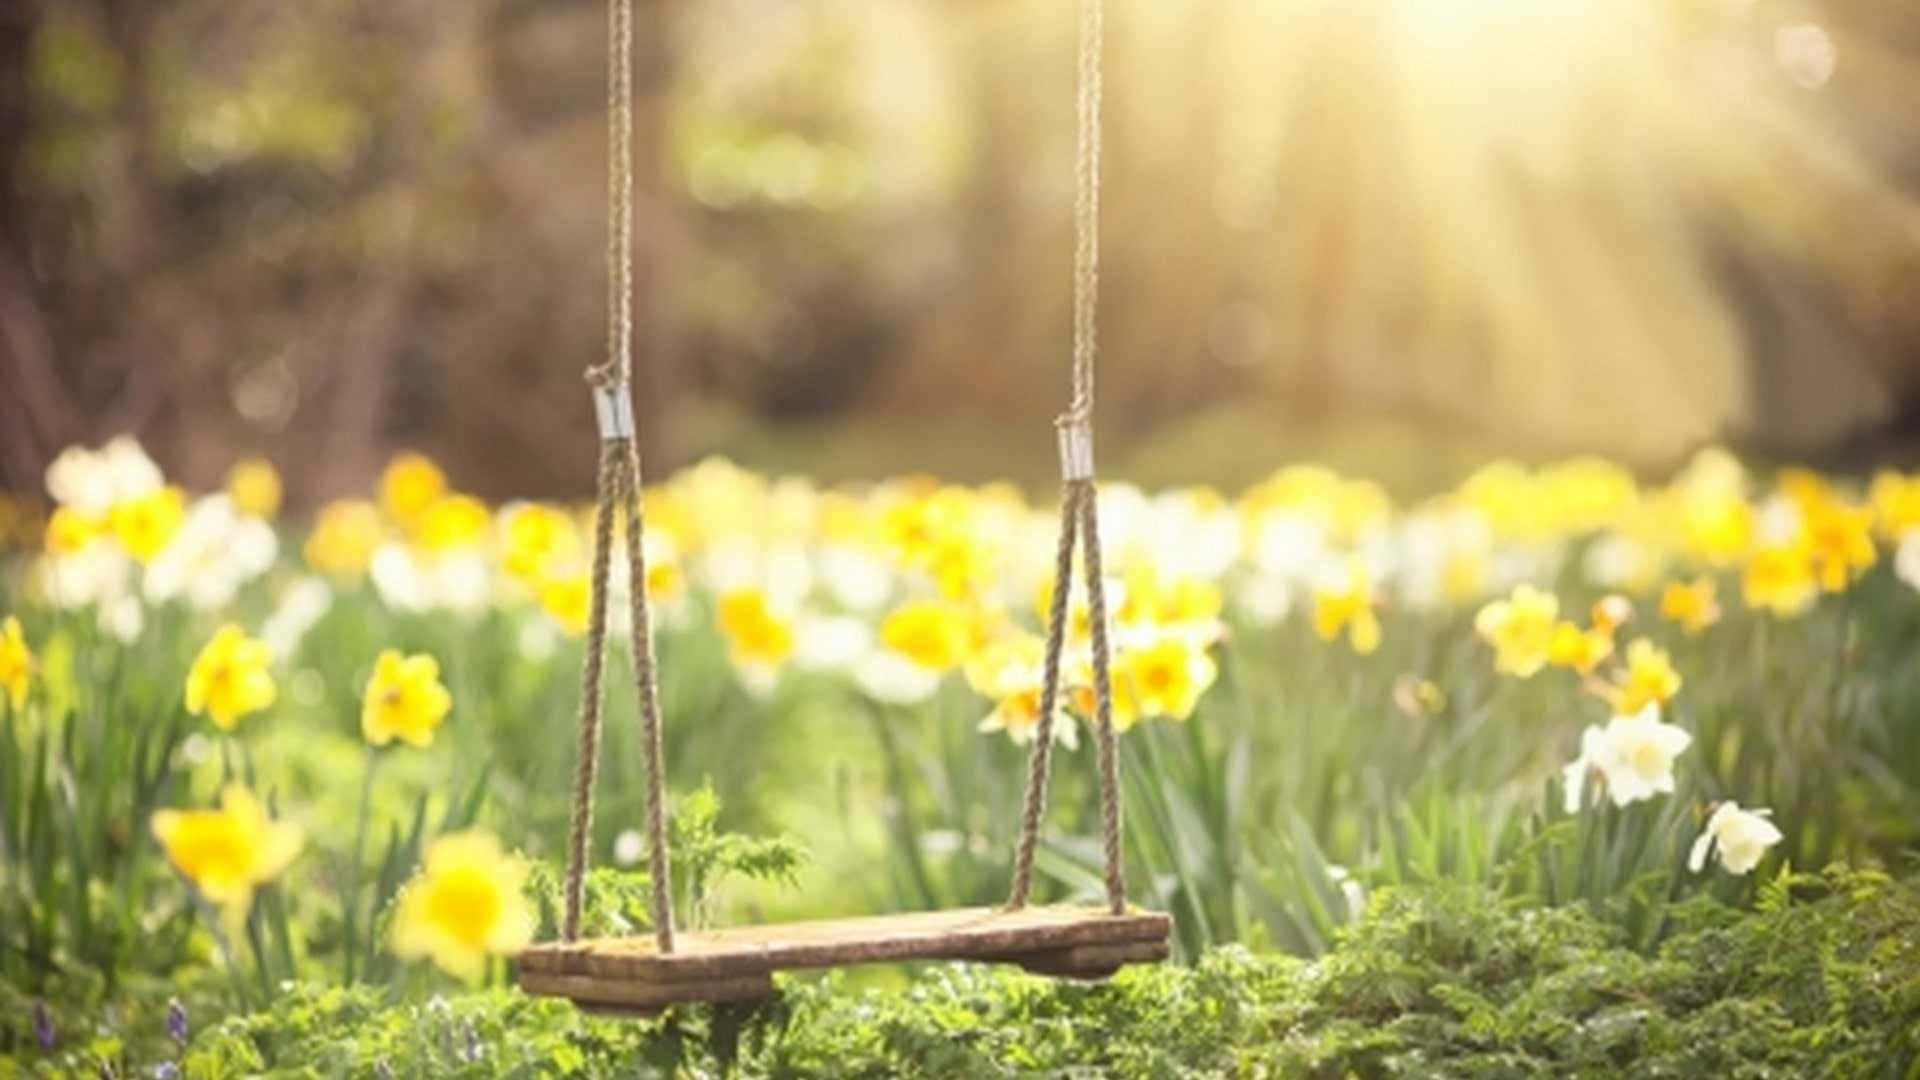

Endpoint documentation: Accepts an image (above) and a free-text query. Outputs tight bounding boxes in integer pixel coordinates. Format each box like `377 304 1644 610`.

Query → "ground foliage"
5 865 1914 1078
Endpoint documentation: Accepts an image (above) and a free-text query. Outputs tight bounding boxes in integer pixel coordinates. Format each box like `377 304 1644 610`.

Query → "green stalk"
246 902 274 998
344 744 379 984
868 701 936 909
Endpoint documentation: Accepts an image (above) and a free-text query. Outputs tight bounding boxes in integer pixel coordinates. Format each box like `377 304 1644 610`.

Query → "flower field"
4 439 1920 1074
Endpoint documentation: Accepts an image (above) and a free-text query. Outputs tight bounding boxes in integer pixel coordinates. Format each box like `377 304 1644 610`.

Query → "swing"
517 0 1169 1014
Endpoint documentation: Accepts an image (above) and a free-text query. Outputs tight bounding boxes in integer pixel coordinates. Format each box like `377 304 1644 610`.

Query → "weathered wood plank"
517 905 1171 1007
519 970 776 1011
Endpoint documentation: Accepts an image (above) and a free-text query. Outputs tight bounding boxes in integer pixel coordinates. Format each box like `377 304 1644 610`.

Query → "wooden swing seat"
518 905 1171 1014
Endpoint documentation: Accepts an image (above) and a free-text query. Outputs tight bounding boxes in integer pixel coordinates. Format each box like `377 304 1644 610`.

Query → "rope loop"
563 0 673 953
1007 0 1125 917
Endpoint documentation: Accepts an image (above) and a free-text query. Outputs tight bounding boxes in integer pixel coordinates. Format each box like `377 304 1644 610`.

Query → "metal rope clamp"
1056 412 1094 482
592 380 637 441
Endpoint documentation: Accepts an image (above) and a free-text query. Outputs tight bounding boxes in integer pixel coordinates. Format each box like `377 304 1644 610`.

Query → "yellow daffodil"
226 458 283 519
44 506 102 556
380 452 447 529
646 553 686 607
1456 460 1544 540
1115 636 1219 725
1774 467 1832 517
1608 638 1681 714
1659 577 1721 635
1473 584 1559 678
151 784 303 915
967 634 1075 745
109 486 185 563
1120 566 1226 640
1537 457 1639 536
1679 492 1753 568
391 831 534 982
1312 560 1382 655
1743 543 1816 618
1035 576 1123 650
717 587 795 684
417 494 490 553
978 687 1059 744
1068 660 1141 733
1803 501 1876 593
923 534 991 600
963 634 1044 695
878 487 992 599
1547 621 1612 675
501 504 580 587
1243 465 1391 543
880 600 976 673
1869 469 1920 540
1440 550 1488 607
185 624 277 731
1589 595 1633 637
1392 675 1448 720
305 499 384 578
1162 577 1227 630
362 650 453 748
537 574 591 637
0 616 33 710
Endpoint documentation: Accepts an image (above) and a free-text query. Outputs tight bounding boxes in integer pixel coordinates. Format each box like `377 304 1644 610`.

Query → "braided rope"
1008 0 1127 914
564 0 677 951
587 0 634 392
1068 0 1102 424
617 437 674 953
1077 491 1126 914
562 441 622 941
1006 483 1082 908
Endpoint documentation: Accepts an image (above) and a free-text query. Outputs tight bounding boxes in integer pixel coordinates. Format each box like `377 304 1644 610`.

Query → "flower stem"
344 745 378 984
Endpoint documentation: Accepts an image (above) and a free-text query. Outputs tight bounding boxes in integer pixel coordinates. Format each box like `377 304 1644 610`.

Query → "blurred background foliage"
4 0 1920 502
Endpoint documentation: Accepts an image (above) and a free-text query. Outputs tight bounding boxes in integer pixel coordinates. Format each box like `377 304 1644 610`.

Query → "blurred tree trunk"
0 0 60 493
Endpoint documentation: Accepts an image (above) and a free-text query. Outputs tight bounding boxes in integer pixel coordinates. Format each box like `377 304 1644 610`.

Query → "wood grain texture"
518 905 1171 1008
520 970 775 1012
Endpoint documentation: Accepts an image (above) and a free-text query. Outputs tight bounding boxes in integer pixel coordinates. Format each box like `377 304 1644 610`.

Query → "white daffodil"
99 593 145 644
1583 532 1659 593
1593 703 1693 806
793 613 874 672
45 436 163 514
1688 801 1784 875
1233 569 1293 628
1249 511 1330 584
851 649 941 706
262 577 334 660
1896 531 1920 593
1561 723 1605 813
1563 703 1693 811
32 544 133 610
371 543 430 612
146 495 278 610
1141 489 1242 582
818 544 895 612
612 829 645 868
